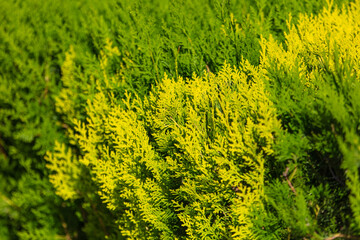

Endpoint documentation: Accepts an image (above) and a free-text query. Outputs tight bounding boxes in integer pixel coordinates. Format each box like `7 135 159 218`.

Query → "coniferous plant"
1 0 357 239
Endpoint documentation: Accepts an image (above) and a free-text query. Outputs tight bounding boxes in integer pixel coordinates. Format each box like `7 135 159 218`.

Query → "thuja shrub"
47 59 282 238
259 0 360 238
47 1 358 239
0 0 354 239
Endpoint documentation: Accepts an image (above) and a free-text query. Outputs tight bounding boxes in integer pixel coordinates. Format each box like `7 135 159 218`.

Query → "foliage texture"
1 0 358 239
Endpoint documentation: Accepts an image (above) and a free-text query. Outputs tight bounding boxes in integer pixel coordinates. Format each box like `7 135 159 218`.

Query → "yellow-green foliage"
56 46 78 120
55 39 122 127
45 141 80 200
144 62 281 239
260 0 360 87
48 59 281 238
44 1 360 238
46 40 122 198
259 0 360 235
3 0 357 238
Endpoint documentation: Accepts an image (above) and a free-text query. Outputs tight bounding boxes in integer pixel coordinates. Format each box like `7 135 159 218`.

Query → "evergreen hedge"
0 0 359 239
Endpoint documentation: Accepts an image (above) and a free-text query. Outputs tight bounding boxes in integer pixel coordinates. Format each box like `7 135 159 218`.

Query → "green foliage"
1 0 357 239
259 0 360 238
48 62 281 239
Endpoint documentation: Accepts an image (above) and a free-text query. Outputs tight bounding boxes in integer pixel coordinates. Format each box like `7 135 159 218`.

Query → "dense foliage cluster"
1 0 359 239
